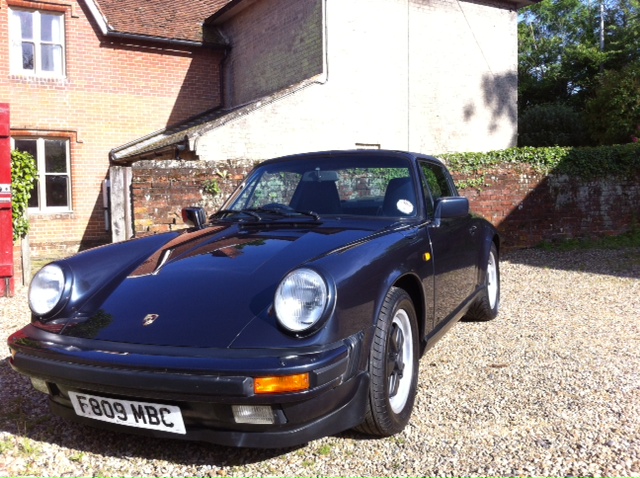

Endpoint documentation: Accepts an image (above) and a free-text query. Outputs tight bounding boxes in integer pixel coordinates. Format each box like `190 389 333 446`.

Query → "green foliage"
202 179 221 196
442 143 640 189
518 0 607 109
518 103 589 147
10 149 37 242
518 0 640 144
585 62 640 145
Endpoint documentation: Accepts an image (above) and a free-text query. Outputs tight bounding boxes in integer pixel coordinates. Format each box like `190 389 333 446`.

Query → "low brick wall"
455 165 640 249
131 160 640 250
132 159 257 235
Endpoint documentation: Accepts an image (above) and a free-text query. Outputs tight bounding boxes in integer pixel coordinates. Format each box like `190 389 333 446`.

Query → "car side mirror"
433 197 469 227
181 207 207 230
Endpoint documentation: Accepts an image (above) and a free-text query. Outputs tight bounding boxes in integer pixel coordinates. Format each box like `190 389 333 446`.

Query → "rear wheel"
356 287 419 436
465 242 500 321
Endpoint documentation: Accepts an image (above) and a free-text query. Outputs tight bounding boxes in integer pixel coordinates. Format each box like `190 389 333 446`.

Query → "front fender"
33 232 182 325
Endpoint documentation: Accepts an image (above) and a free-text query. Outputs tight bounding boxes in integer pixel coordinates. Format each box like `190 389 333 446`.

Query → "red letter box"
0 103 13 297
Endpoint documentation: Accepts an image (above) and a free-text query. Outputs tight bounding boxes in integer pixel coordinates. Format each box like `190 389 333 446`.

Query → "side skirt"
420 287 483 355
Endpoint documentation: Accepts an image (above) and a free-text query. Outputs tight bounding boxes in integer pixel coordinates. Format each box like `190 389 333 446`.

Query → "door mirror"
181 207 207 230
433 197 469 226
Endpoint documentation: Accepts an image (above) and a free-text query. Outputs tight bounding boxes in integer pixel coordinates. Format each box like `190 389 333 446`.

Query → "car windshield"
222 155 418 219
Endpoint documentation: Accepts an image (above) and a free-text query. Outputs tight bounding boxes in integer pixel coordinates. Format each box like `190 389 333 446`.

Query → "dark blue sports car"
8 150 500 448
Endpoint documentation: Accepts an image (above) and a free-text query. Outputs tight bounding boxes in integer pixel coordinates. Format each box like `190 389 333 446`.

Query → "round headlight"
29 264 67 316
274 268 329 333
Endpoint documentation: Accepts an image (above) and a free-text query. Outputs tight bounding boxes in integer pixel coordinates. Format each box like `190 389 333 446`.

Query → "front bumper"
8 325 368 448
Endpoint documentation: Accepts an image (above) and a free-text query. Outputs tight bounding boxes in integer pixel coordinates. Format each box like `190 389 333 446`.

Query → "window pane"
40 14 62 42
14 11 33 40
22 43 34 70
14 139 37 158
420 163 453 200
41 44 62 73
45 175 68 207
28 179 39 208
14 140 38 208
45 140 67 173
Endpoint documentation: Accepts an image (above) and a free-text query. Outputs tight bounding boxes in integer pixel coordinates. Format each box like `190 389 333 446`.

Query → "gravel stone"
1 247 638 477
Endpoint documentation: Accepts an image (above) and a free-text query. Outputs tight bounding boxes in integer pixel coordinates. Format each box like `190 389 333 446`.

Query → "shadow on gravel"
502 247 640 279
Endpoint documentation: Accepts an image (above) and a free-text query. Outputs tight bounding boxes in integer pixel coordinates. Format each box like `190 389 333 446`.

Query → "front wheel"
465 242 500 321
356 287 419 437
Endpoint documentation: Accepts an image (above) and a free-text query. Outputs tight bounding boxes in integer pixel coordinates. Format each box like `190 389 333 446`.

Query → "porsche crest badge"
142 314 160 326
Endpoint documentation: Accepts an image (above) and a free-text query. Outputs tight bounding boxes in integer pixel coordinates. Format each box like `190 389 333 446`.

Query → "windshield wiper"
253 205 321 221
215 207 321 222
214 209 263 221
292 210 321 220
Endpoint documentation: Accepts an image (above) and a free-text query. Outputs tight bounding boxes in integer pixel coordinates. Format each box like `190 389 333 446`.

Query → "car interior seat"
382 177 416 216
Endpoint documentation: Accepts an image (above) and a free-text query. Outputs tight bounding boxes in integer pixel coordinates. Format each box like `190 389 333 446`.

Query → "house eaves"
109 108 226 164
83 0 232 47
461 0 541 10
203 0 540 26
205 0 259 26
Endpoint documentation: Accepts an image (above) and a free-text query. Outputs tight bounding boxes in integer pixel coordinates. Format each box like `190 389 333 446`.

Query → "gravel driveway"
1 248 638 477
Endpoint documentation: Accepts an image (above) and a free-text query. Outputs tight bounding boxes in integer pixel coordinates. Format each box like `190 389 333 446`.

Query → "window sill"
9 74 69 85
28 211 75 220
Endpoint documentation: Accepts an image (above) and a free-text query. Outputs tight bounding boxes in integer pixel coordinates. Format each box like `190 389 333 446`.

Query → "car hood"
59 220 385 348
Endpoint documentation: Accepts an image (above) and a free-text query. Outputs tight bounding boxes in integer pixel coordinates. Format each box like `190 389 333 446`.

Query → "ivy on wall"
441 143 640 189
11 149 37 242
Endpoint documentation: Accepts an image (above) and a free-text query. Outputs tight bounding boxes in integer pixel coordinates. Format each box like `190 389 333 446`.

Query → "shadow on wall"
78 181 112 253
93 40 223 129
166 48 225 127
463 72 517 139
482 72 517 134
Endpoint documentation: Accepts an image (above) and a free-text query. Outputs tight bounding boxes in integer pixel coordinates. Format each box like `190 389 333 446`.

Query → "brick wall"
1 0 224 258
132 158 256 236
220 0 324 107
457 166 640 249
130 159 640 250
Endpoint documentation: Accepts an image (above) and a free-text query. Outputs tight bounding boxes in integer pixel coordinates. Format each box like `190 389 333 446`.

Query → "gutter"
109 133 191 165
103 31 205 49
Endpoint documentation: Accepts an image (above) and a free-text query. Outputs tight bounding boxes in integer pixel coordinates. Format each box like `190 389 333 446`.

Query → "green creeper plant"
202 179 221 197
441 143 640 190
11 149 37 242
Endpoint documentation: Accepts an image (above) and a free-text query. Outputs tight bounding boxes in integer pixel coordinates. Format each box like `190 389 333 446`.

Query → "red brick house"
1 0 229 261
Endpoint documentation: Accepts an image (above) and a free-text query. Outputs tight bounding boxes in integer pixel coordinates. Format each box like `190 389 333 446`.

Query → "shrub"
11 149 37 242
518 103 589 147
585 63 640 145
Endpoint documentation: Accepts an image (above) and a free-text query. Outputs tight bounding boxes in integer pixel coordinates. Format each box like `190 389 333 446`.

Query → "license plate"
69 391 186 434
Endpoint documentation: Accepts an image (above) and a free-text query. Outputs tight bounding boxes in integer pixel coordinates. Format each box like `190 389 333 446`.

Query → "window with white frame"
9 9 65 77
13 138 72 212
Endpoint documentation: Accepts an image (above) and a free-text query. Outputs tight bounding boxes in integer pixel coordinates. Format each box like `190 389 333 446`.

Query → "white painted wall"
196 0 518 163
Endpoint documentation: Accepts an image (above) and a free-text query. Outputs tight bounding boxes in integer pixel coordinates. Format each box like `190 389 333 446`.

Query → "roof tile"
93 0 233 43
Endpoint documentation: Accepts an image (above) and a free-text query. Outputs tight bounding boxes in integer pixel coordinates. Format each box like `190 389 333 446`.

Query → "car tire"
356 287 419 437
465 242 500 321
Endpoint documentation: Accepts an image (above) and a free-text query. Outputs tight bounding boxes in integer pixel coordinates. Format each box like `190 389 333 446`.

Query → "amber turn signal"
254 373 310 394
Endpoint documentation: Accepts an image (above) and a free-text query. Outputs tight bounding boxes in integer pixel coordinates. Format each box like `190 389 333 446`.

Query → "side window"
13 137 72 212
419 161 456 214
9 9 65 77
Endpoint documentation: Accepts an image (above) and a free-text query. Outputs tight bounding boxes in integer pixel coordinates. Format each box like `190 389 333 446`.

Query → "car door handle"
469 225 478 236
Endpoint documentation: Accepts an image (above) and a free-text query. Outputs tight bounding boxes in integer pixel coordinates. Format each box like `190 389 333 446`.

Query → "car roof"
258 149 444 167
